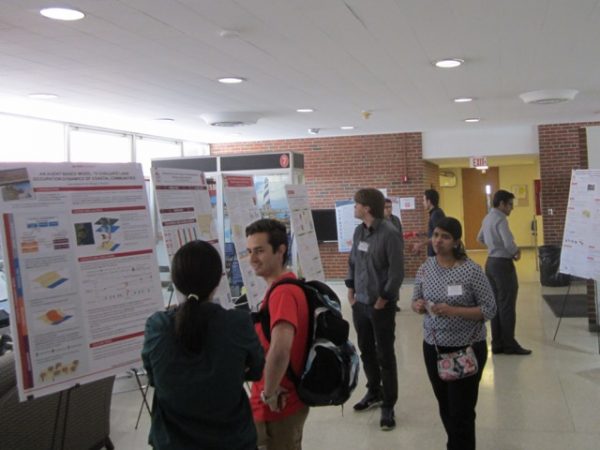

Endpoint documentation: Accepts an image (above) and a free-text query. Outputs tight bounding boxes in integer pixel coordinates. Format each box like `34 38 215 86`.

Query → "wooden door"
462 167 499 249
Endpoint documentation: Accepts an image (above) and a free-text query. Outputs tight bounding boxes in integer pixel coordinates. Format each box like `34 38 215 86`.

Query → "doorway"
462 167 499 249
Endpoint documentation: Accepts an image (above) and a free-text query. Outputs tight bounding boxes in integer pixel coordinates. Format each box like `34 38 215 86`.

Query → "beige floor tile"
110 278 600 449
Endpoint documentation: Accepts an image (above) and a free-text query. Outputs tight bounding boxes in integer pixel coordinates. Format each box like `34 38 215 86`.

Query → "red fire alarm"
401 175 409 183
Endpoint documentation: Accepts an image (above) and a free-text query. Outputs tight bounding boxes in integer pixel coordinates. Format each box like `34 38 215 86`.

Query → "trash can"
538 245 570 287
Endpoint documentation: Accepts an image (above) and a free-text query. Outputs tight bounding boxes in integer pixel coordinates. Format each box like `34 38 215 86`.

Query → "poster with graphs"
285 184 324 281
151 167 232 309
560 169 600 279
0 162 163 401
223 175 267 311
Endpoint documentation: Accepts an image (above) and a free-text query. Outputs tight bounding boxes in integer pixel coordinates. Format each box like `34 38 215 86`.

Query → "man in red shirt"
246 219 309 450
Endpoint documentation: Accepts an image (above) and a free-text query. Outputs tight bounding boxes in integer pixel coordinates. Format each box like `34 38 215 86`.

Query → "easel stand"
552 279 573 341
48 384 89 450
130 368 152 429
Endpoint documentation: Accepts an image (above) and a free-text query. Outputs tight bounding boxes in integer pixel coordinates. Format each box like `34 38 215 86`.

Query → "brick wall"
211 133 428 279
538 122 600 330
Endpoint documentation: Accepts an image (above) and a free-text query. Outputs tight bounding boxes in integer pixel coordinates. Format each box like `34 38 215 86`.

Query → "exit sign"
470 156 488 168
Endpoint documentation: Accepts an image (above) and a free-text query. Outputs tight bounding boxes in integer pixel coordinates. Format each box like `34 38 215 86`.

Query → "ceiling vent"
200 112 260 127
519 89 578 105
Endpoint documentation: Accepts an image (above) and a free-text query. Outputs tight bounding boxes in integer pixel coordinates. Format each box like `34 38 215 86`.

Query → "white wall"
422 125 539 159
586 126 600 169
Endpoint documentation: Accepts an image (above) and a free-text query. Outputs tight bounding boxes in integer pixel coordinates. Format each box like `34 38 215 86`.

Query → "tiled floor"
110 262 600 449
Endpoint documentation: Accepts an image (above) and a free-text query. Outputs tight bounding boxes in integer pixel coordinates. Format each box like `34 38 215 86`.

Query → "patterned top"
412 257 496 346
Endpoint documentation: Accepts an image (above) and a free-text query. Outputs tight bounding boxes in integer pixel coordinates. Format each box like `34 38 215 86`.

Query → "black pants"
351 301 398 408
485 257 519 350
423 340 487 450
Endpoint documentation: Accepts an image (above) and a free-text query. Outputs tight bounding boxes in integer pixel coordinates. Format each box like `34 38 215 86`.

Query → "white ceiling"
1 0 600 143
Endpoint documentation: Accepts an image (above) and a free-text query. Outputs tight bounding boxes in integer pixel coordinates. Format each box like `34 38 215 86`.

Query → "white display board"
560 169 600 279
0 163 163 400
222 175 268 311
335 200 361 253
151 167 232 308
285 185 324 282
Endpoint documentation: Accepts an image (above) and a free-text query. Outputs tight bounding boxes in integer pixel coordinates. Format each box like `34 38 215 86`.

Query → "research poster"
151 167 232 309
335 200 361 253
285 185 325 282
0 163 163 401
222 175 267 311
560 169 600 279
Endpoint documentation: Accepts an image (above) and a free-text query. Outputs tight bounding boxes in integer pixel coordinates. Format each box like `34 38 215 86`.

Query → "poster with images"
285 185 324 282
151 167 232 309
222 175 267 311
335 200 361 253
0 162 163 401
560 169 600 279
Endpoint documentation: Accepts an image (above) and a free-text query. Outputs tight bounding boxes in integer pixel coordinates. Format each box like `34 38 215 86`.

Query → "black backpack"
254 278 360 407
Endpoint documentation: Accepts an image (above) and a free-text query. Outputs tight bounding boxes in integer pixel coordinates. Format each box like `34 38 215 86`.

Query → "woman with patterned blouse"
412 217 496 450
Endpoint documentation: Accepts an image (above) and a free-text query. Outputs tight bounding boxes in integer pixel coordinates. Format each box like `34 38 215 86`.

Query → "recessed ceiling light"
296 108 315 113
28 93 58 100
454 97 473 103
464 118 480 123
340 126 355 130
435 58 464 69
40 7 85 21
155 118 175 122
218 77 245 84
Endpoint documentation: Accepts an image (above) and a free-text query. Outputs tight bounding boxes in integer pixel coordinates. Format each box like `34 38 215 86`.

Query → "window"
135 136 182 177
69 128 132 163
0 115 65 162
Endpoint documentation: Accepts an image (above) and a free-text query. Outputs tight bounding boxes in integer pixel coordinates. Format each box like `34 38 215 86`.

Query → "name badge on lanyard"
358 241 369 252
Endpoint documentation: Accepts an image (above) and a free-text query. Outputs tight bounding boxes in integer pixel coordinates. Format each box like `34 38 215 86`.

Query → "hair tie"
187 293 199 301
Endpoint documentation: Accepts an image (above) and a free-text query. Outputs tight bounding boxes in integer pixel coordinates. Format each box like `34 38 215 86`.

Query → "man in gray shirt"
346 188 404 430
477 189 532 355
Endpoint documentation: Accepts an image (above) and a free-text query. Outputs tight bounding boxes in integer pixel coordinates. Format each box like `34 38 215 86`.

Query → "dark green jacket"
142 303 264 450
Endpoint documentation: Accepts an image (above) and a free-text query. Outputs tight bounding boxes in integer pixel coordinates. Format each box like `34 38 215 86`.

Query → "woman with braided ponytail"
142 240 264 450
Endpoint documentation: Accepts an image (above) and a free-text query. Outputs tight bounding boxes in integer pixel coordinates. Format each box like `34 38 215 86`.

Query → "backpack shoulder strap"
260 277 308 386
259 277 304 342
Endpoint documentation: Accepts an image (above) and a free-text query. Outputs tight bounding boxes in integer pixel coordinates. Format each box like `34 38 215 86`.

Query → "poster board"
151 167 232 308
285 185 324 281
222 175 267 311
560 169 600 279
335 200 360 253
0 163 163 401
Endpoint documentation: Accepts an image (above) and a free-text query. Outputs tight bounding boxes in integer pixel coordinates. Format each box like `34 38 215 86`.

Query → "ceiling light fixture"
308 128 320 135
519 89 578 105
201 112 260 127
340 126 355 130
28 93 58 99
454 97 473 103
464 118 480 123
218 77 245 84
435 58 464 69
155 118 175 122
40 7 85 21
296 108 315 113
